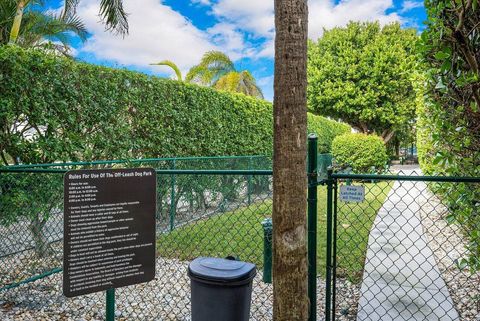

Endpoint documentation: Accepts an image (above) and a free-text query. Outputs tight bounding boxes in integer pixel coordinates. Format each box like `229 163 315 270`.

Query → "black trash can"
188 257 256 321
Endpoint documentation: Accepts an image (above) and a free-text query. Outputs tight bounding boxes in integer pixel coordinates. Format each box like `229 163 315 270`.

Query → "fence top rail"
331 173 480 183
0 168 273 175
3 155 269 169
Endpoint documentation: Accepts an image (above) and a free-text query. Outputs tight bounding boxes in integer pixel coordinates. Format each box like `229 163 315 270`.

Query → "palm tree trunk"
273 0 309 320
9 0 27 44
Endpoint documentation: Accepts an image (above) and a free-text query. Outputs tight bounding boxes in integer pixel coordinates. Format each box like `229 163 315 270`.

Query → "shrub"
307 113 351 153
0 45 349 165
419 1 480 271
332 133 388 173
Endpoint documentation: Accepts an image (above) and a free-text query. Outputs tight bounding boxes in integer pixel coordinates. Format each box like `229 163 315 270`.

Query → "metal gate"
319 167 480 320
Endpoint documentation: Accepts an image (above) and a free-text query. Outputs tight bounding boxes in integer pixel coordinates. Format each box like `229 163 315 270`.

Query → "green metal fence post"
247 156 252 205
331 179 338 321
169 159 176 232
325 167 334 321
261 218 273 283
106 288 115 321
307 134 318 321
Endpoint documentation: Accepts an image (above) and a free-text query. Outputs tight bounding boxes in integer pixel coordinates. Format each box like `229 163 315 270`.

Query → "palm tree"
214 70 263 99
272 0 309 320
7 0 128 45
185 51 234 85
151 51 264 99
1 0 88 54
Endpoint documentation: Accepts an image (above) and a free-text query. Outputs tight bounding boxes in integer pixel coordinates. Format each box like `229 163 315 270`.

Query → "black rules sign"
63 168 156 297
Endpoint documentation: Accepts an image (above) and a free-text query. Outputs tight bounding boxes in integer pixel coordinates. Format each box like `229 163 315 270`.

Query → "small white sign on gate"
340 185 365 203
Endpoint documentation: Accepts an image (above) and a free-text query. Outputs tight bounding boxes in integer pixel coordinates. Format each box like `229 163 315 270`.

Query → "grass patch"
157 181 392 283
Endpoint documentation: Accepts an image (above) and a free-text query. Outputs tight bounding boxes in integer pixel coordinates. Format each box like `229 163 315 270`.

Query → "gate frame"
323 171 480 321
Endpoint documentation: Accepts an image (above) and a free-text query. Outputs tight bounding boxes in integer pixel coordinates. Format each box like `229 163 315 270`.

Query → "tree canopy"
307 21 420 143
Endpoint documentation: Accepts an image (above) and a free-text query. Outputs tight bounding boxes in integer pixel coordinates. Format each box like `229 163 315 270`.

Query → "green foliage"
150 60 182 81
307 113 351 153
332 133 388 173
307 22 420 143
0 45 348 165
214 70 264 99
153 51 264 98
2 0 87 54
185 51 235 85
418 0 480 271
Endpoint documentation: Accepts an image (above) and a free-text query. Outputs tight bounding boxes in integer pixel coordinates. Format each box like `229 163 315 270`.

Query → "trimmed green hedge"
332 133 388 173
307 113 351 153
0 46 350 164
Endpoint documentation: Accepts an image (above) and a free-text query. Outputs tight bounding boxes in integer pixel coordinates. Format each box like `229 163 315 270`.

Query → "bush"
0 45 349 165
307 113 351 153
419 1 480 271
332 133 388 173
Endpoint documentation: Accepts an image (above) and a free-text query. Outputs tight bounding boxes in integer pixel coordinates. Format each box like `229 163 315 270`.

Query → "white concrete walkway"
356 169 459 321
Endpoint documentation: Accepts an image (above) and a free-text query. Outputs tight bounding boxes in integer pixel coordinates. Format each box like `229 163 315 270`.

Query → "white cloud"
309 0 401 40
206 23 254 60
400 0 424 13
77 0 217 76
76 0 407 81
212 0 274 37
191 0 212 6
208 0 402 56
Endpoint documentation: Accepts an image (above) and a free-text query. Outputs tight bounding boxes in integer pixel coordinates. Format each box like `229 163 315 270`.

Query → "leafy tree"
418 0 479 271
307 21 420 143
273 0 309 319
151 51 264 98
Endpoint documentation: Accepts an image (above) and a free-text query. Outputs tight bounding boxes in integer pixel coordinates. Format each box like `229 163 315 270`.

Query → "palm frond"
150 60 183 81
214 70 264 99
17 8 87 48
185 64 213 85
99 0 129 36
199 51 234 70
0 0 17 44
62 0 79 19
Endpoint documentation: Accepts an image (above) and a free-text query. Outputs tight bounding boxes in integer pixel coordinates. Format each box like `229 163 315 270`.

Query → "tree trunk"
381 129 395 144
273 0 309 320
9 0 26 44
29 214 52 258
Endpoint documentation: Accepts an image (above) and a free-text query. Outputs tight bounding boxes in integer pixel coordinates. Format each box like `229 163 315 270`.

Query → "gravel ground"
1 254 360 321
419 188 480 321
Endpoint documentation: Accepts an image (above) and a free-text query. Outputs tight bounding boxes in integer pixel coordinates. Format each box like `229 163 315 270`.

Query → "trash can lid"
188 257 256 283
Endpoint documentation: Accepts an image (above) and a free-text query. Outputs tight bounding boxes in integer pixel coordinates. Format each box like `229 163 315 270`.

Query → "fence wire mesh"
329 169 480 321
0 156 274 321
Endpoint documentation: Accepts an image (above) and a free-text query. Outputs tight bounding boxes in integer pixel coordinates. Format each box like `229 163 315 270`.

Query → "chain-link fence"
7 150 477 321
0 156 276 320
325 169 480 321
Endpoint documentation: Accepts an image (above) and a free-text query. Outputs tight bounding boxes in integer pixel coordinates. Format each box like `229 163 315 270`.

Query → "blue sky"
47 0 426 101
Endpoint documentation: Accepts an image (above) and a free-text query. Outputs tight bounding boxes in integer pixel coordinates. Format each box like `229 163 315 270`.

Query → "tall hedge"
418 0 479 271
0 46 350 165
